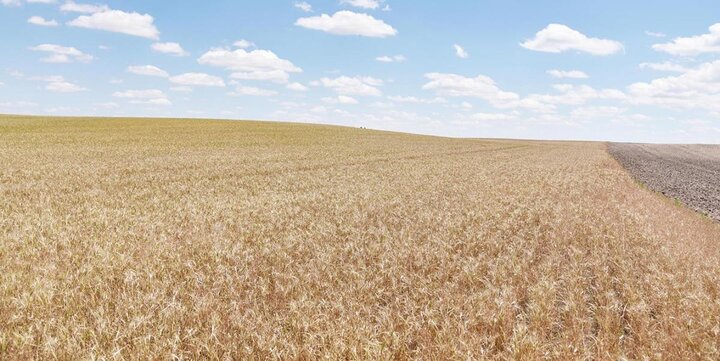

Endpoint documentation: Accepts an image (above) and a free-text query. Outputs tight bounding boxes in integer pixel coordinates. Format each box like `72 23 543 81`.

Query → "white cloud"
0 101 37 111
639 62 689 73
151 42 188 56
387 95 446 104
233 39 254 49
469 112 517 121
95 102 119 109
113 89 165 99
127 65 168 77
422 73 520 106
30 75 66 82
546 69 589 79
46 81 86 92
293 1 312 12
230 70 289 83
228 85 278 96
521 24 623 55
628 60 720 111
169 73 225 87
645 31 666 38
170 86 192 92
422 73 573 113
453 44 468 59
134 98 171 105
341 0 382 9
60 1 108 13
113 89 170 105
29 44 93 63
652 24 720 56
28 16 58 26
68 9 159 39
30 74 86 94
322 95 359 104
199 48 301 83
320 75 383 96
7 0 56 4
286 82 308 91
570 106 626 119
376 55 406 63
295 11 397 38
527 84 626 106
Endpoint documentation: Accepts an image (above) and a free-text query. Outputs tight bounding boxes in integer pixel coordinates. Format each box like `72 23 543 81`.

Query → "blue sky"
2 0 720 142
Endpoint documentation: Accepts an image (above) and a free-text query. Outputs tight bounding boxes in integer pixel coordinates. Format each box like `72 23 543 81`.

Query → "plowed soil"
608 143 720 221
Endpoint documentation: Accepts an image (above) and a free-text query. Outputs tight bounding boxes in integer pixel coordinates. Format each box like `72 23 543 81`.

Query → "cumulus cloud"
320 75 383 96
94 102 119 109
28 16 58 26
469 112 518 121
127 65 169 77
29 44 93 63
546 69 589 79
60 1 108 13
151 42 188 56
422 72 568 113
652 24 720 56
68 9 159 39
286 82 308 91
628 60 720 111
645 31 666 38
293 1 312 12
527 84 626 106
113 89 170 105
198 47 301 83
233 39 254 49
228 85 278 96
170 86 192 92
422 73 520 105
230 70 289 83
322 95 359 104
376 55 406 63
46 81 86 92
295 11 397 38
169 73 225 87
453 44 468 59
3 0 57 6
30 75 86 92
521 24 623 55
341 0 382 9
639 62 690 73
387 95 447 104
570 106 626 119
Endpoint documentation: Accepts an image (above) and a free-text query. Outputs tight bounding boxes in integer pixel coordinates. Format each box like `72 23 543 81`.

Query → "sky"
2 0 720 143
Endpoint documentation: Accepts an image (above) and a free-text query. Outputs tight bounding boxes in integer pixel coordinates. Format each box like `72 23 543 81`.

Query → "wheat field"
1 115 719 360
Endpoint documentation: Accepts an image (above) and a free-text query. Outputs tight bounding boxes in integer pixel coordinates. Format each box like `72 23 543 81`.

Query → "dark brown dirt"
608 143 720 221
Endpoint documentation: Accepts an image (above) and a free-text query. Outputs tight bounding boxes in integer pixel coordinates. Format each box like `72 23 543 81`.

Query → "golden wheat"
1 115 719 359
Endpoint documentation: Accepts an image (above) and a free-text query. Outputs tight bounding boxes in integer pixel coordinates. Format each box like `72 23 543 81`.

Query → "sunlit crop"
1 116 719 359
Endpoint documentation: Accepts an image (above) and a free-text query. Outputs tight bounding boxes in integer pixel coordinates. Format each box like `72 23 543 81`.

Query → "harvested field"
609 143 720 221
2 116 720 359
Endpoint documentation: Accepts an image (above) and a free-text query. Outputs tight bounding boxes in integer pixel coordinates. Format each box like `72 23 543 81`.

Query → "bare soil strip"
608 143 720 221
